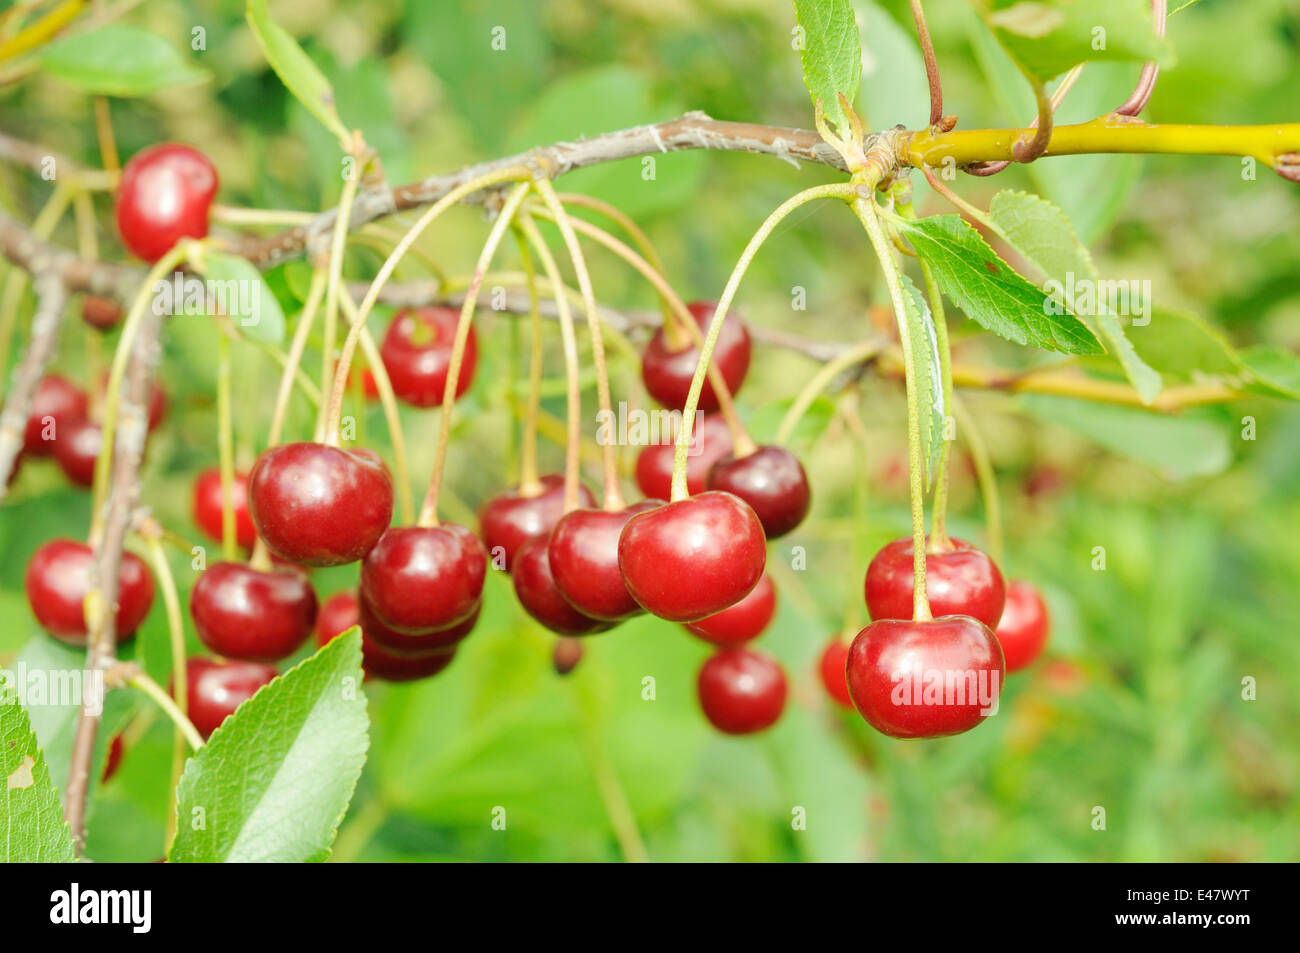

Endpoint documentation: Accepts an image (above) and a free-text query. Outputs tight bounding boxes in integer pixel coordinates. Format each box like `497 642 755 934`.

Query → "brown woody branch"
0 271 65 495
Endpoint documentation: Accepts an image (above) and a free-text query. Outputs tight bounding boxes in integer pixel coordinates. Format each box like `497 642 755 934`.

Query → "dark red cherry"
512 534 614 636
53 418 101 488
684 573 776 645
316 591 360 646
845 615 1005 739
641 300 751 412
548 501 662 622
864 536 1006 630
818 639 854 709
479 474 594 571
24 375 88 456
707 445 810 539
634 411 733 500
361 637 456 683
192 467 257 549
185 657 276 739
190 562 317 663
618 491 766 623
115 143 217 263
248 442 393 567
553 637 583 675
25 539 153 645
359 592 480 654
697 647 787 735
380 306 476 408
315 588 477 657
996 580 1050 672
360 524 485 633
81 295 123 330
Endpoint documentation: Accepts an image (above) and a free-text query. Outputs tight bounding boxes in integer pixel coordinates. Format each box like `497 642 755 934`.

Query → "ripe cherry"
316 591 361 645
864 536 1006 630
185 657 276 739
190 562 317 663
707 445 810 539
684 572 776 645
360 637 456 683
845 616 1005 739
641 300 751 412
192 467 257 549
479 474 594 571
634 412 733 500
359 592 480 654
697 647 788 735
248 442 393 567
818 639 854 709
618 491 766 623
25 539 154 646
512 534 613 636
24 375 87 456
380 306 476 408
360 524 485 633
115 143 218 263
53 418 101 488
995 580 1050 672
81 295 123 331
548 501 661 622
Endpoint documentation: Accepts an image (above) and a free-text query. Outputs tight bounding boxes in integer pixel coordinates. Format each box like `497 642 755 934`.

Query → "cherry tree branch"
0 270 65 494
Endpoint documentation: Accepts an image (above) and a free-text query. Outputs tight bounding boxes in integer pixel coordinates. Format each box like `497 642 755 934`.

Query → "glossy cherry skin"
192 467 257 549
618 491 766 623
845 615 1005 739
818 639 854 709
707 445 810 539
115 143 218 263
380 306 476 408
360 523 486 633
185 657 276 739
996 580 1051 672
81 295 123 331
513 534 614 636
25 539 154 646
248 442 393 567
697 647 788 735
190 562 317 663
479 474 594 571
641 300 751 412
53 418 101 488
359 592 480 654
316 591 361 645
24 375 87 456
548 501 662 622
684 572 776 645
634 412 733 500
864 536 1006 630
360 637 456 683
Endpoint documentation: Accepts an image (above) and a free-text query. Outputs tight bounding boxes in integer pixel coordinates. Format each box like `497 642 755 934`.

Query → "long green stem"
267 269 327 447
127 672 203 752
774 338 882 446
143 532 187 853
315 158 364 442
216 330 236 561
513 225 544 493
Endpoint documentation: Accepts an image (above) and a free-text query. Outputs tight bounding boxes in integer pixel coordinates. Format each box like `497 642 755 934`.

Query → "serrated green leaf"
1 685 77 862
1239 345 1300 401
169 630 368 863
40 23 209 97
793 0 863 133
899 273 946 486
893 214 1102 354
202 251 286 344
246 0 349 144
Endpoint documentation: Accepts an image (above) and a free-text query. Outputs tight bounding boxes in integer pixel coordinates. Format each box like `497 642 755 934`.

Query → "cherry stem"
127 671 203 752
907 0 944 127
512 225 544 494
775 337 883 446
314 156 364 444
141 529 187 852
216 328 237 562
418 181 532 527
1116 0 1167 117
267 268 327 447
952 395 1003 565
669 181 859 502
964 64 1083 177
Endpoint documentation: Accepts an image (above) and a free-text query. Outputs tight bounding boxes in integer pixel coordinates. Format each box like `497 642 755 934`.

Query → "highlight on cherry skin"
641 300 752 412
114 143 218 263
865 535 1006 631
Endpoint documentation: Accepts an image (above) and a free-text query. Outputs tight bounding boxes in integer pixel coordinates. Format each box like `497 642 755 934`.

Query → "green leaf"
0 685 76 862
169 630 369 863
202 251 286 344
899 273 946 486
1239 345 1300 401
1128 308 1244 379
245 0 349 144
792 0 863 133
893 214 1102 354
40 24 208 97
854 1 930 130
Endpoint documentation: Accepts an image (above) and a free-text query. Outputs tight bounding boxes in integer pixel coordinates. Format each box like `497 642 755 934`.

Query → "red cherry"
53 418 101 488
81 295 123 331
996 580 1050 672
115 143 217 263
547 501 661 622
479 474 594 571
634 412 733 500
316 591 361 646
313 590 464 679
512 534 614 636
101 734 125 783
707 445 810 539
248 442 393 567
818 639 854 709
185 657 276 739
360 524 485 633
641 300 751 412
190 562 317 663
697 647 787 735
845 615 1005 739
359 592 480 654
380 306 476 408
192 467 257 549
361 637 457 683
684 573 776 645
24 375 88 456
25 539 153 646
864 536 1006 630
618 491 766 623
